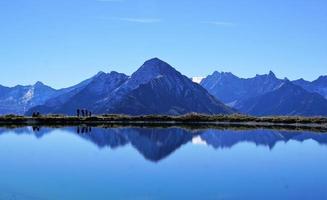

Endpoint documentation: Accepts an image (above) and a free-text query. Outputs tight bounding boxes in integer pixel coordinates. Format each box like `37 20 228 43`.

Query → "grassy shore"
0 114 326 132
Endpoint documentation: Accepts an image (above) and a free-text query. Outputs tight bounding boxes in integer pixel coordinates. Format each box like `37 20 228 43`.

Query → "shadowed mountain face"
201 71 327 116
2 127 327 162
27 58 234 115
201 71 284 107
94 58 234 115
239 82 327 116
36 73 98 108
293 76 327 99
27 72 129 115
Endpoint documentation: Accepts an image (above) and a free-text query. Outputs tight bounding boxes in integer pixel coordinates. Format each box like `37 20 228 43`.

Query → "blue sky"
0 0 326 88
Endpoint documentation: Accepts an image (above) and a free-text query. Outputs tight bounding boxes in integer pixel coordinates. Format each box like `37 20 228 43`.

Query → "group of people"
77 109 92 117
31 112 41 117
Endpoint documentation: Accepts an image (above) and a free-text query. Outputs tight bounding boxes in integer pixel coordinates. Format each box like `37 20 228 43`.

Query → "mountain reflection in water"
1 127 326 162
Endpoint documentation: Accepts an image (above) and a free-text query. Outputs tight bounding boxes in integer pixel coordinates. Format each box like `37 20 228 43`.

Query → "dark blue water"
0 127 326 200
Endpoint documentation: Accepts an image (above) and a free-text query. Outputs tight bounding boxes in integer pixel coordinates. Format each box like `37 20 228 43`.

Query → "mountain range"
0 82 58 115
26 58 233 116
0 58 326 116
201 71 327 116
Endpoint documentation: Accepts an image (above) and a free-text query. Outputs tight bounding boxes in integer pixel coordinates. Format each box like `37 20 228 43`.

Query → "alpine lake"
0 125 326 200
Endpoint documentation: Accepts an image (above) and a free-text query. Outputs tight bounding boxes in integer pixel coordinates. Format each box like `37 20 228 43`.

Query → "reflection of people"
32 126 40 132
76 126 92 134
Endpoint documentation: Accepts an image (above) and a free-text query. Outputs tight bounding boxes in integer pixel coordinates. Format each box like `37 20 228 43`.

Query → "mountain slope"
201 71 284 107
0 82 58 115
27 72 128 115
40 72 101 108
239 82 327 116
293 76 327 99
94 58 234 115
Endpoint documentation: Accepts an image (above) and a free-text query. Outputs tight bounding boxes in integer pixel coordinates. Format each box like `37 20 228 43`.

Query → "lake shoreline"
1 114 326 132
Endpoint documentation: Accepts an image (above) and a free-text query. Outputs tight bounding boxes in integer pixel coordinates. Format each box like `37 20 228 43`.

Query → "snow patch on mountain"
191 77 204 84
22 87 34 103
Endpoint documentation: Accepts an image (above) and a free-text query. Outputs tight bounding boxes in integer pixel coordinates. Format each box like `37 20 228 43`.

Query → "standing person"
77 109 80 117
81 109 85 117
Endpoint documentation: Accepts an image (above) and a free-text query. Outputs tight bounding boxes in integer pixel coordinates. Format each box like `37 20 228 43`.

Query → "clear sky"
1 0 326 89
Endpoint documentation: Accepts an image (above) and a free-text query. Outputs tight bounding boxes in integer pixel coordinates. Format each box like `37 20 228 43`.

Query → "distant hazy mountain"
201 71 284 107
293 76 327 99
201 71 327 116
239 81 327 116
0 73 103 115
27 71 128 115
0 82 57 115
93 58 234 115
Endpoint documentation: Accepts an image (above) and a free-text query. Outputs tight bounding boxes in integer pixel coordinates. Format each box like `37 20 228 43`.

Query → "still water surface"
0 127 326 200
